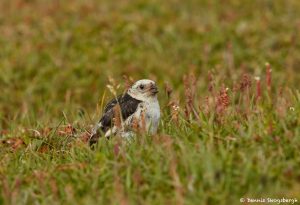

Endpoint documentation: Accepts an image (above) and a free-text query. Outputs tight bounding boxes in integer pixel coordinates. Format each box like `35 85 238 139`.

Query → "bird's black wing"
118 93 143 123
100 93 142 131
103 94 123 113
89 93 141 146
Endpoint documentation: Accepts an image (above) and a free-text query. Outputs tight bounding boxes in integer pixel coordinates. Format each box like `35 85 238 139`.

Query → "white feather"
93 79 160 140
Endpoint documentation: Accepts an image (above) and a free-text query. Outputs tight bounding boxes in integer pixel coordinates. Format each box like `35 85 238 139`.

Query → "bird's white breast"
129 99 160 134
144 100 160 134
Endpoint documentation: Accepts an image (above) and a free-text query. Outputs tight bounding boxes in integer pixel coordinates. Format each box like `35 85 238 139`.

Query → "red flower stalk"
240 74 251 91
266 62 272 92
113 105 122 129
164 81 173 99
255 76 261 102
208 71 214 93
183 73 198 119
216 85 230 114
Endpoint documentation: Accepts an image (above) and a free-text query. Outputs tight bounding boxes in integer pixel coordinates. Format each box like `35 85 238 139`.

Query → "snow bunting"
89 79 160 146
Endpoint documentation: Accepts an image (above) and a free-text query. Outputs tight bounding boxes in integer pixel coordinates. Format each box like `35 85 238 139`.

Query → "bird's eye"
139 85 144 90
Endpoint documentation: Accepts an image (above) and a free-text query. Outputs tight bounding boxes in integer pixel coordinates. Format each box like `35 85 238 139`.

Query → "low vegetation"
0 0 300 204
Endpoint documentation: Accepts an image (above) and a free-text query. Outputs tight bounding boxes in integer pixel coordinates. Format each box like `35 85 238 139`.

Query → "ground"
0 0 300 204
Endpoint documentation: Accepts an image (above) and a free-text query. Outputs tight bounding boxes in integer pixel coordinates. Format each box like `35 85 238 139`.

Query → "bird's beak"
150 85 159 95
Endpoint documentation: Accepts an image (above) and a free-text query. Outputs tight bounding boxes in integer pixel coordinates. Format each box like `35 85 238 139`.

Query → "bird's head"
128 79 159 102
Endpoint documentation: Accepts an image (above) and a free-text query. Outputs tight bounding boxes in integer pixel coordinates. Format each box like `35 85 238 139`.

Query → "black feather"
89 93 141 146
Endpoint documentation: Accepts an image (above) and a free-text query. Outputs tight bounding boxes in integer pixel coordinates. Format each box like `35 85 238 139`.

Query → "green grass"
1 0 300 204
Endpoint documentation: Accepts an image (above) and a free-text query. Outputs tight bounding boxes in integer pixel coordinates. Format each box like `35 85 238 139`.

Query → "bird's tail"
89 123 103 147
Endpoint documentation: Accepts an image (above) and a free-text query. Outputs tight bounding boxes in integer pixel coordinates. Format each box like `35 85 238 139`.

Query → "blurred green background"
1 0 300 128
1 1 300 205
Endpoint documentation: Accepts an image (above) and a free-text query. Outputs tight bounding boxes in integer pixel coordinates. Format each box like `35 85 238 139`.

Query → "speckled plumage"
89 79 160 146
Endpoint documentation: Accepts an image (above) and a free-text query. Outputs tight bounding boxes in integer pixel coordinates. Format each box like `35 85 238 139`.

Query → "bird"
89 79 160 146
